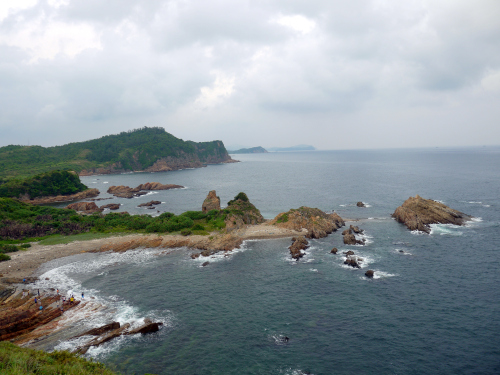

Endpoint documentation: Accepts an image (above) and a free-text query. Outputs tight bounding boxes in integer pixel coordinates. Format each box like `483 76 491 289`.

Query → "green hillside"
228 146 268 154
0 127 230 179
0 170 87 199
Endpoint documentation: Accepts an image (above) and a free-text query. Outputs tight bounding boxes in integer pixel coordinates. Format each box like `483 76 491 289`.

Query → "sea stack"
392 195 472 233
202 190 221 213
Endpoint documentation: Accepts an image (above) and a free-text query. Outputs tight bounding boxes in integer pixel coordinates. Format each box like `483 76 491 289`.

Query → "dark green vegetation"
0 198 228 257
228 146 268 154
0 341 117 375
0 170 87 199
0 127 230 179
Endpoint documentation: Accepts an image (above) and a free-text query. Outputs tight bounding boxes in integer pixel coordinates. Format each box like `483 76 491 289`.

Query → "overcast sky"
1 0 499 150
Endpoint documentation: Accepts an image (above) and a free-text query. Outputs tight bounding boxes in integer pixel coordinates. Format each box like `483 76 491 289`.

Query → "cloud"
0 0 499 149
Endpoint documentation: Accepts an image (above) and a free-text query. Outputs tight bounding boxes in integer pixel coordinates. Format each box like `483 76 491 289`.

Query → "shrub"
227 192 249 206
159 212 175 220
0 244 19 253
20 243 31 248
180 229 192 236
192 224 205 231
181 211 207 220
0 253 10 261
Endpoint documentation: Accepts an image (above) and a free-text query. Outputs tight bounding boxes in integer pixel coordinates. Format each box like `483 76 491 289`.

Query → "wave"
32 248 173 358
429 224 463 236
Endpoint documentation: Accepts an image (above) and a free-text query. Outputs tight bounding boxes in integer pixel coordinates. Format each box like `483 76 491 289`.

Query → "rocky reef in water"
392 195 472 233
269 207 345 239
107 182 184 198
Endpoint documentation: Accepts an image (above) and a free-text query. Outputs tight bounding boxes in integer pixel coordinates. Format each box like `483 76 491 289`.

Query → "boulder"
344 256 361 268
330 247 338 254
343 233 365 245
365 270 374 278
392 195 472 233
202 261 209 267
289 236 309 260
357 202 366 207
270 207 345 239
349 225 363 234
202 190 221 213
138 200 161 207
66 202 103 214
100 203 120 210
343 250 355 256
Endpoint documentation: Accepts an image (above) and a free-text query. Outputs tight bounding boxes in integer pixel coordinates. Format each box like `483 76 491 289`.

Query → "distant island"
228 146 268 154
0 127 235 179
267 144 316 152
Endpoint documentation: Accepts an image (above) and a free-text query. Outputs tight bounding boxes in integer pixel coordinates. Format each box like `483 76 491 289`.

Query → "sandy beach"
0 223 306 283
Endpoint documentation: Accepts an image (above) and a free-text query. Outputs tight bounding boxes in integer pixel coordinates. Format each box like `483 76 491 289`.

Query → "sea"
33 147 500 374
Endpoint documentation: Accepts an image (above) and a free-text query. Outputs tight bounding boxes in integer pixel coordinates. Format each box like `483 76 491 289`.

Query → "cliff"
392 195 472 233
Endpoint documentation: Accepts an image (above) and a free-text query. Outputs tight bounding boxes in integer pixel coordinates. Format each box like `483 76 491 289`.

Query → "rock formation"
20 189 100 205
331 247 338 254
224 193 265 232
107 183 183 198
202 190 221 213
392 195 472 233
344 256 361 268
138 200 161 207
350 225 363 234
100 203 120 210
365 270 374 278
357 202 366 207
269 207 345 239
65 202 103 214
289 236 309 260
343 233 365 245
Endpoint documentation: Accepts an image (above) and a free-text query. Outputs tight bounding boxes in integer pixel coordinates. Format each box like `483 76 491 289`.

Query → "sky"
1 0 499 150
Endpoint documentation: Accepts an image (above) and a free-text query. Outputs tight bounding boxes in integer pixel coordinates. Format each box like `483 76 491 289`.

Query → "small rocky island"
392 195 472 233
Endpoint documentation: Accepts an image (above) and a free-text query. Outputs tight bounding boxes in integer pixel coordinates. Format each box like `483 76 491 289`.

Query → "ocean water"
38 147 500 374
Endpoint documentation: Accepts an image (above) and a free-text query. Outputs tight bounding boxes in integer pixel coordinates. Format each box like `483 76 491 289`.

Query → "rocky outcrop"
331 247 338 254
289 236 309 260
350 225 363 234
269 207 345 239
392 195 472 233
365 270 374 278
107 183 183 198
20 189 100 205
343 233 365 245
138 200 161 207
66 202 103 214
202 190 221 213
357 202 366 207
344 256 361 268
224 193 265 232
100 203 120 210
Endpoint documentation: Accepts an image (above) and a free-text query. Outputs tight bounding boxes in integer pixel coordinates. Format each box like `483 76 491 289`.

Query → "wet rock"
202 261 209 267
136 182 183 191
127 322 163 335
342 229 352 235
289 236 309 260
344 257 361 268
202 190 221 213
357 202 366 207
343 233 365 245
65 202 103 214
350 225 363 234
191 253 200 259
343 250 355 256
100 203 120 210
392 195 472 233
330 248 338 254
365 270 374 278
77 322 120 337
138 200 161 207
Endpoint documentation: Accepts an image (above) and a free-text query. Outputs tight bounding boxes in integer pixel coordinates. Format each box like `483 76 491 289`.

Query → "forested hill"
0 127 232 179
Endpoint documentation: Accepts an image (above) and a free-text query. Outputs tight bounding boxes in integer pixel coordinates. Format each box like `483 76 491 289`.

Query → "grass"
37 232 128 246
0 341 117 375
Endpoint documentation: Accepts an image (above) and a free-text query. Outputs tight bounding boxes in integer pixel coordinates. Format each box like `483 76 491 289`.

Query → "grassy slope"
0 342 117 375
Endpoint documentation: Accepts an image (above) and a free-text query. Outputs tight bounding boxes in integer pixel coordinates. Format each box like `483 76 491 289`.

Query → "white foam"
372 271 398 279
103 181 109 184
35 248 173 357
309 268 318 272
429 224 463 236
411 230 426 235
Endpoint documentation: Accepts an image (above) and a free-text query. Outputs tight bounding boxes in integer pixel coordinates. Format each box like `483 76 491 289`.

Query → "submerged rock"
202 190 221 213
138 200 161 207
100 203 120 210
392 195 472 233
108 183 183 198
202 261 209 267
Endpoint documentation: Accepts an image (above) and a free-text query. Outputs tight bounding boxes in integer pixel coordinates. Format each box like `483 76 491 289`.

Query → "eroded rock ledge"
19 189 100 205
107 182 184 198
392 195 472 233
